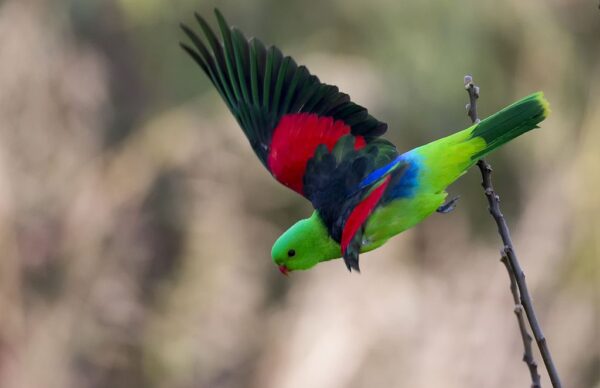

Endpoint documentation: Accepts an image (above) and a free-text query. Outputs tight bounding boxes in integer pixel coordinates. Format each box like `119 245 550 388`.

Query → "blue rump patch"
382 152 421 201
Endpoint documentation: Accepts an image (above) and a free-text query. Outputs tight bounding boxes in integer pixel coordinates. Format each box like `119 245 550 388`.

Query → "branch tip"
464 74 473 87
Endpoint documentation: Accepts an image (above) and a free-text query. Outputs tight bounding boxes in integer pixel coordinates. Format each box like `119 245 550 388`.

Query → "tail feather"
469 92 550 159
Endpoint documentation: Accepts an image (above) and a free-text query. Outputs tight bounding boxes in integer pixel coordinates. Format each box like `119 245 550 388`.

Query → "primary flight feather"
180 9 549 274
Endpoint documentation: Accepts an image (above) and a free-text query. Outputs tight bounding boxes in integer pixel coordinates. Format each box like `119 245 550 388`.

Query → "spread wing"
180 9 389 196
304 136 407 271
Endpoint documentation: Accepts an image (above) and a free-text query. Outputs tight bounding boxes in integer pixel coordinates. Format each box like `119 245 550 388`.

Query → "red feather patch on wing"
341 176 391 254
267 113 366 194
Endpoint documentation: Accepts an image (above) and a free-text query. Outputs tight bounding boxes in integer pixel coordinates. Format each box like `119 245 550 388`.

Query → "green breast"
361 192 447 252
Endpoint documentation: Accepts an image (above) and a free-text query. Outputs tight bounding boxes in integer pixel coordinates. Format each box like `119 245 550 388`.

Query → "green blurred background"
0 0 598 387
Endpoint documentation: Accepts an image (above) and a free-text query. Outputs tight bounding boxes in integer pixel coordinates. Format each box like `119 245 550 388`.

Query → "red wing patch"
341 176 391 254
267 113 366 194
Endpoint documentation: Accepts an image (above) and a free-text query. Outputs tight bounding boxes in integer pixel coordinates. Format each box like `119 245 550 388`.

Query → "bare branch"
501 252 541 388
464 76 562 388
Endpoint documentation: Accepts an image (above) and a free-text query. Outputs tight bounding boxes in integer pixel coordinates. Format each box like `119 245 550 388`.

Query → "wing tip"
343 254 361 273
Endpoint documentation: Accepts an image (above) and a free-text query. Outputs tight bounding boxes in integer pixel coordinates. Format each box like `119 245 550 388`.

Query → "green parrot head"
271 212 341 274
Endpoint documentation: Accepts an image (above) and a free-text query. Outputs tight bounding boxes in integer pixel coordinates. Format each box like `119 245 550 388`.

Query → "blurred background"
0 0 598 387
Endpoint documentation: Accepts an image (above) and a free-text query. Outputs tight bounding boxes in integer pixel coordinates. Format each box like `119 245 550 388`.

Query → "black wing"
180 9 388 167
303 136 406 271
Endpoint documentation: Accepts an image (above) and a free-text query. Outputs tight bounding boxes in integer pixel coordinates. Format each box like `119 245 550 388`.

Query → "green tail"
415 92 550 193
469 92 550 160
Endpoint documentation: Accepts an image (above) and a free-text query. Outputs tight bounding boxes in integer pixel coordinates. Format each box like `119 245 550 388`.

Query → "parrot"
180 9 549 274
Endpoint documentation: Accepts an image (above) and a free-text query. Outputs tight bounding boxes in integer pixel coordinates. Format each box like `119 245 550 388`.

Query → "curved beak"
278 265 290 276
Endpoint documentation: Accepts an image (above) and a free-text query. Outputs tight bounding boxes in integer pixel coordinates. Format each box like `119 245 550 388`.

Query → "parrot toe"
437 196 460 214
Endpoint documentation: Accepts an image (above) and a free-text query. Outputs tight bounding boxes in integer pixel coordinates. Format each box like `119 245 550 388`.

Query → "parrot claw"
437 196 460 214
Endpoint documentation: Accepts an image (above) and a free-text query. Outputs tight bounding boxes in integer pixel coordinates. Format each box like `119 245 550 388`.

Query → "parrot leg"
437 196 460 214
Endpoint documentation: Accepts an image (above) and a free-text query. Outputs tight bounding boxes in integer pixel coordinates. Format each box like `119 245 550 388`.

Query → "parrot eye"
287 249 296 257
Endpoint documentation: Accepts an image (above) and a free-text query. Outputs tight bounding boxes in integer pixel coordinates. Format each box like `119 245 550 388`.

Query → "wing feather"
181 9 390 180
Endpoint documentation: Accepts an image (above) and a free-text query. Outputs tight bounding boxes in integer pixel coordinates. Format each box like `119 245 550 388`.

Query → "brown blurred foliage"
0 0 598 387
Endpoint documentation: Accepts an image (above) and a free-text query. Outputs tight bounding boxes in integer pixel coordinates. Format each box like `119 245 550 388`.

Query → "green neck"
271 211 341 271
305 211 342 262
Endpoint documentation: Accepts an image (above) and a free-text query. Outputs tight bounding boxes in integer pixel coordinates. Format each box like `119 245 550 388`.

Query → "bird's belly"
360 192 446 252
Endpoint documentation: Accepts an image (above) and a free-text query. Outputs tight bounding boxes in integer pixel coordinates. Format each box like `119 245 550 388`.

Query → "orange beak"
278 265 290 276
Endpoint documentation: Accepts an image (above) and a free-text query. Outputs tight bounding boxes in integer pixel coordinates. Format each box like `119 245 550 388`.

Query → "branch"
501 252 541 388
463 75 562 388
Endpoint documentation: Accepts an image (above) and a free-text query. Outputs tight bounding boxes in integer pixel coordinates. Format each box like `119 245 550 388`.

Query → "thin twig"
501 252 542 388
463 75 562 388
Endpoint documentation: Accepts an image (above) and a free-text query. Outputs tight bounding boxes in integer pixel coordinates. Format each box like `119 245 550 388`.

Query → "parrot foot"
437 196 460 214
